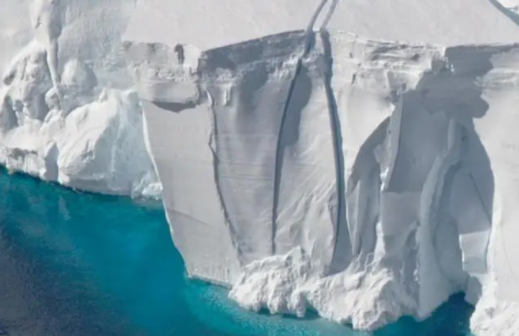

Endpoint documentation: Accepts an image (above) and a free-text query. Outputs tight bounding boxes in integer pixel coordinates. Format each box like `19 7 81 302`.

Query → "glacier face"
3 0 519 335
123 0 519 334
0 0 160 197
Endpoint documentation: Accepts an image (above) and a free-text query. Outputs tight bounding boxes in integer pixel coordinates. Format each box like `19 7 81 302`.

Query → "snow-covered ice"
4 0 519 335
0 0 160 197
124 0 519 334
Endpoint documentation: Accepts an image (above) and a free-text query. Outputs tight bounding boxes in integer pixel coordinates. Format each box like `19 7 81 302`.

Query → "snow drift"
123 0 519 335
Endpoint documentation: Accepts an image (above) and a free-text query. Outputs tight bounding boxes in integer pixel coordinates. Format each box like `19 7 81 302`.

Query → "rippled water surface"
0 168 474 336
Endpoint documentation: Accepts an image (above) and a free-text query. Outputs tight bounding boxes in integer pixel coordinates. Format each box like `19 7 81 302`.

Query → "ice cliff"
3 0 519 335
123 0 519 335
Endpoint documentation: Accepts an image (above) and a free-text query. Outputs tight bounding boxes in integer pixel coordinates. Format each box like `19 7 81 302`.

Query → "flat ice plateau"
4 0 519 335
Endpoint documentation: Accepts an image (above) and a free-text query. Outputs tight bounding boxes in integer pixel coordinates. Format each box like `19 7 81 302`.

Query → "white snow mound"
0 0 160 197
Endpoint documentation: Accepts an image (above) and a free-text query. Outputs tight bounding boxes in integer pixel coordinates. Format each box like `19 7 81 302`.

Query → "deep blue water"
0 167 475 336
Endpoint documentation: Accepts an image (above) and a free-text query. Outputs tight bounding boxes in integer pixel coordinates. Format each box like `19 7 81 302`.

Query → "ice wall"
2 0 519 334
124 0 519 334
0 0 160 197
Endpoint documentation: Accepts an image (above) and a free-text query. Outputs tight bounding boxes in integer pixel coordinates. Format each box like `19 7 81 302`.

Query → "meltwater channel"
0 167 473 336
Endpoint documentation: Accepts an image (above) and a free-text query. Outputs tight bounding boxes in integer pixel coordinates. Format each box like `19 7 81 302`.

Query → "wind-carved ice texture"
0 0 160 197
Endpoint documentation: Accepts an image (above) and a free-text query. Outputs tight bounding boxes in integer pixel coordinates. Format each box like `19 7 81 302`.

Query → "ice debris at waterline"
123 0 519 335
0 168 473 336
2 0 519 335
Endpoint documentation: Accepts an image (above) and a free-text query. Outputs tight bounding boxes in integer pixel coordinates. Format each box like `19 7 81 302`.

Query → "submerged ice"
3 0 519 335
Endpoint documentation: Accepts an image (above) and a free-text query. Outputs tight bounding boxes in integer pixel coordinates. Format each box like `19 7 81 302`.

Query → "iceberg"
2 0 519 335
123 0 519 334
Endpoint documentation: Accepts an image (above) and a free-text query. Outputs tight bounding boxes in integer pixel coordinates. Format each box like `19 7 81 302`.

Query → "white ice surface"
125 0 519 49
4 0 519 335
497 0 519 14
124 1 519 335
0 0 160 197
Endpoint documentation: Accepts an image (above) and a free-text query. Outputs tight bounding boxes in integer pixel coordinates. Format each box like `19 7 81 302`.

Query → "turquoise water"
0 167 474 336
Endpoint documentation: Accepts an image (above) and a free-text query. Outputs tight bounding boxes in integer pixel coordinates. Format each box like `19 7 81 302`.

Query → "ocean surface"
0 167 474 336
